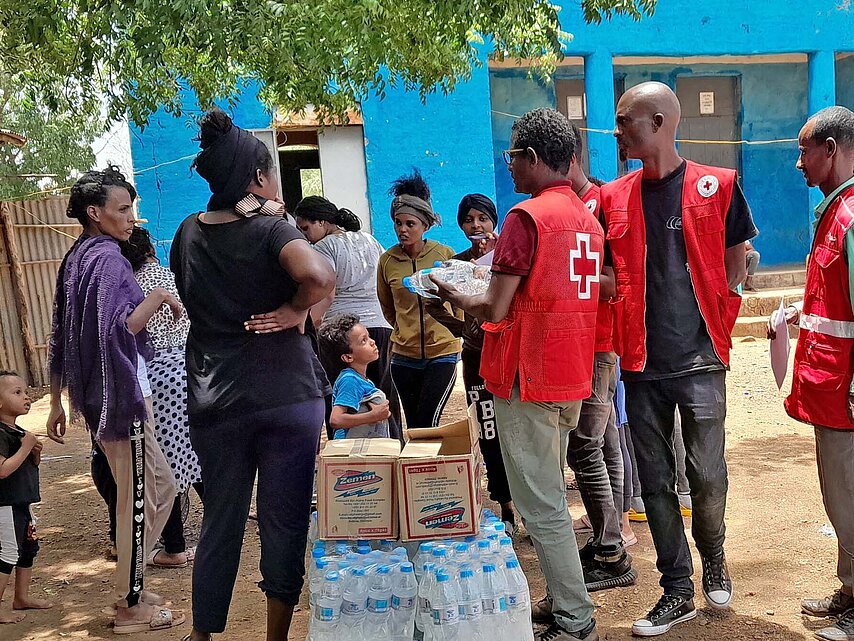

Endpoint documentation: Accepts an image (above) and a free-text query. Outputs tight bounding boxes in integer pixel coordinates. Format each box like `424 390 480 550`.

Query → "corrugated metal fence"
0 196 79 386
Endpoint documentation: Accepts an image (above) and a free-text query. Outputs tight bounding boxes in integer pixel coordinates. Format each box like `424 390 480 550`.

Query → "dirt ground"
5 339 842 641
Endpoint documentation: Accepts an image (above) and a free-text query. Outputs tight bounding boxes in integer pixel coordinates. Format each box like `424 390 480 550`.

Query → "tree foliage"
0 0 655 129
0 67 103 201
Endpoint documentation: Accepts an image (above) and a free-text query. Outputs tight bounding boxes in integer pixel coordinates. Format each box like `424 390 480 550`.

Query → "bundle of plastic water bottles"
306 510 534 641
402 259 492 299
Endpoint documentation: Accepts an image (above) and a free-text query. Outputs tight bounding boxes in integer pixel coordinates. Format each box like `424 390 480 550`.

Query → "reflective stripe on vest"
799 313 854 339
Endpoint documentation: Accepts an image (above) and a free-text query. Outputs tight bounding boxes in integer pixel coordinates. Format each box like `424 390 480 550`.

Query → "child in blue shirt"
319 314 392 439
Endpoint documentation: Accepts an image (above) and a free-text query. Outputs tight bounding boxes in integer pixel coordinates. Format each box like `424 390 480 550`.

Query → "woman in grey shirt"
294 196 402 440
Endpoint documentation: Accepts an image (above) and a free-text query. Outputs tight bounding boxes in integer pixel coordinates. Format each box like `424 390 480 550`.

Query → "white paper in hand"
770 297 791 390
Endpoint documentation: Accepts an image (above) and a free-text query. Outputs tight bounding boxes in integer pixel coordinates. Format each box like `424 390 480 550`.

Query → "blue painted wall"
490 62 811 265
130 83 272 258
128 1 854 265
360 63 497 252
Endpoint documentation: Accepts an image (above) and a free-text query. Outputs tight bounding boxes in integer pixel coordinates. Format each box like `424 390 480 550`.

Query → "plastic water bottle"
380 539 395 552
499 536 516 563
403 259 491 299
414 543 434 581
309 558 331 607
458 565 484 641
431 568 461 640
393 546 410 561
481 563 509 639
391 562 418 641
340 566 369 632
356 541 372 556
364 565 393 639
416 562 437 639
453 542 470 567
311 570 342 641
505 559 535 641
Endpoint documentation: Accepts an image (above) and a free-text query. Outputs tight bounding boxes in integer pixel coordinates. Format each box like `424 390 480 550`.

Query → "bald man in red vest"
601 82 757 636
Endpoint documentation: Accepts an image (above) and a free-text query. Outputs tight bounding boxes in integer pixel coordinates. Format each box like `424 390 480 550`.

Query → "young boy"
318 315 392 440
0 371 51 623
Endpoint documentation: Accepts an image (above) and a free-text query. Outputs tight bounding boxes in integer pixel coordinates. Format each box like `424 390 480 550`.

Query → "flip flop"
113 608 185 634
572 513 593 533
622 531 639 547
148 549 189 569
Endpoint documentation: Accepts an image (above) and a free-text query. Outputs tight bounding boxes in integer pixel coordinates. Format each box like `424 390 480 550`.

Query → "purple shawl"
48 235 154 442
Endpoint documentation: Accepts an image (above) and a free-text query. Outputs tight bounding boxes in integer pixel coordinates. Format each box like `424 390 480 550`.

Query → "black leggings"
390 357 458 429
461 348 512 505
161 483 204 554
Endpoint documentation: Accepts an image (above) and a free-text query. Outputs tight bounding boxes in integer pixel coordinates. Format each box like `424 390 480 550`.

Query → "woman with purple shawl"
171 109 335 641
46 167 187 634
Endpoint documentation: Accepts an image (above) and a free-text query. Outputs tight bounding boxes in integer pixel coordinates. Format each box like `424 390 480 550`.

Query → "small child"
318 315 392 440
0 371 51 623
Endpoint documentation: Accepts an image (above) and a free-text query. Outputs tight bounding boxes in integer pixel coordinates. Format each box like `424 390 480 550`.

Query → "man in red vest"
770 106 854 641
433 108 602 641
601 82 757 636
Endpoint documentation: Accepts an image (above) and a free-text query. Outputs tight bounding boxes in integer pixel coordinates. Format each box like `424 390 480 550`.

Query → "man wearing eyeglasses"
601 81 757 637
433 107 603 641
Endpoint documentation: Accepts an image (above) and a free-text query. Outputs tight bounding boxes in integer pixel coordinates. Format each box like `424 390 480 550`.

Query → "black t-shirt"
613 161 758 381
170 214 330 421
0 423 40 506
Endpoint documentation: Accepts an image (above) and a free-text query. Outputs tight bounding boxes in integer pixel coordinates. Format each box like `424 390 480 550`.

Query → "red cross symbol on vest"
569 232 600 300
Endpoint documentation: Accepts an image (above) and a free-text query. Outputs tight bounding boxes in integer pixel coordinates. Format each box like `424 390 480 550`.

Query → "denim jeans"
623 370 729 597
566 351 623 555
496 384 594 634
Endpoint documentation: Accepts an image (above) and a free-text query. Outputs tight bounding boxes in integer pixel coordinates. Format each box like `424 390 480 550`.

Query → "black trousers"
390 357 457 429
461 348 512 505
160 483 204 555
367 327 403 442
90 439 117 543
623 370 729 597
190 398 323 633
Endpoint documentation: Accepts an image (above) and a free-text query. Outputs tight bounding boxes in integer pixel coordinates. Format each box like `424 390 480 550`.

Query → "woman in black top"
171 109 335 641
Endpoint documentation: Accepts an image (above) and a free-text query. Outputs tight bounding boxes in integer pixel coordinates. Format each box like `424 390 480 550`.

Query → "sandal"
113 607 186 634
148 549 190 569
572 513 593 533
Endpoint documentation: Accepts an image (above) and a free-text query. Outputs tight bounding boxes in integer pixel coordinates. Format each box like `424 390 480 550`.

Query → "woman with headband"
377 189 462 429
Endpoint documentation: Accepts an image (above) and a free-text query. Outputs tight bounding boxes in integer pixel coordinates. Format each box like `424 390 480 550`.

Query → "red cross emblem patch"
569 232 600 300
697 175 719 198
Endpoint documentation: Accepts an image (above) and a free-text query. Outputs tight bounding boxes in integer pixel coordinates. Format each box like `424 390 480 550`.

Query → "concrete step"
732 316 799 339
739 286 804 318
752 268 806 290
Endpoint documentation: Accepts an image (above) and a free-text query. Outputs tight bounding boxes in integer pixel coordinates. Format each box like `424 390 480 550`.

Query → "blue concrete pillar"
808 50 837 213
584 50 618 181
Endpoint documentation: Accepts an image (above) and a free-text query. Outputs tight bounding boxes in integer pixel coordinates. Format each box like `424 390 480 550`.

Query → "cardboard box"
397 406 483 541
317 438 401 540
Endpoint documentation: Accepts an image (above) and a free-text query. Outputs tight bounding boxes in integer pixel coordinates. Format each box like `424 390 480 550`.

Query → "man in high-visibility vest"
601 82 757 636
770 106 854 641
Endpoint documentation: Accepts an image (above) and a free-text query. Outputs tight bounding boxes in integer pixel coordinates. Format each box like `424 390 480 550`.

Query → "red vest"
785 186 854 430
480 184 603 402
580 184 613 353
601 161 742 372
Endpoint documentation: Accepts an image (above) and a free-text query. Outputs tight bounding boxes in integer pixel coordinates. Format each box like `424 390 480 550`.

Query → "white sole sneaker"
632 608 697 637
703 588 733 611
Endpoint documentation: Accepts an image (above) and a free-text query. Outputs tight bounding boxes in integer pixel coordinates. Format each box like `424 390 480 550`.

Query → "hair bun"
335 208 362 232
197 108 234 149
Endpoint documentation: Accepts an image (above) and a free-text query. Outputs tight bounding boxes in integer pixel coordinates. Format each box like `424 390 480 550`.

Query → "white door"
317 126 372 232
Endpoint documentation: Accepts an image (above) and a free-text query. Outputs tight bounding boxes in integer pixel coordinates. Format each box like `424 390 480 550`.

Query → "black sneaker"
815 607 854 641
632 594 697 637
537 620 599 641
803 590 854 617
531 594 555 624
583 551 638 592
701 551 733 610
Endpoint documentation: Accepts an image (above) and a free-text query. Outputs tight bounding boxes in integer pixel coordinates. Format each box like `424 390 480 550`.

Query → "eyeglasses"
502 148 527 165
